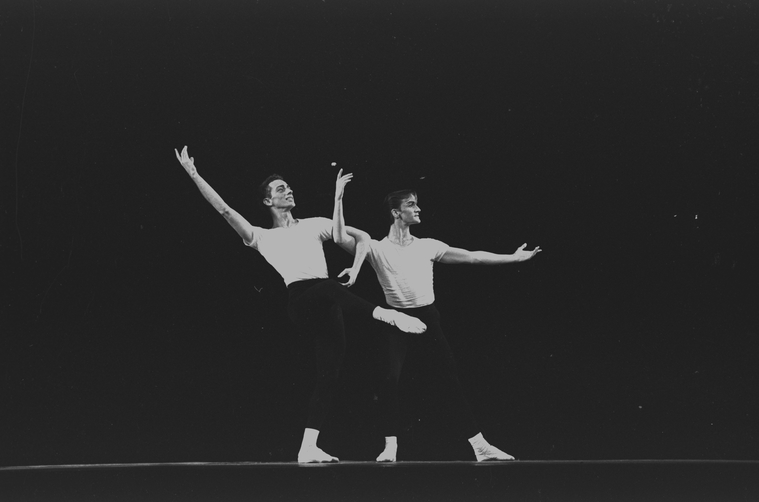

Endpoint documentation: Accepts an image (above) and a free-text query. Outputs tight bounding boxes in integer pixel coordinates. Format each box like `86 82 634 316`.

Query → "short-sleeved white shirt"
366 236 449 309
245 217 333 286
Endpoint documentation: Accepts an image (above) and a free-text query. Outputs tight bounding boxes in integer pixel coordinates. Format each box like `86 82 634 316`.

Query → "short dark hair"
259 174 284 205
383 189 417 223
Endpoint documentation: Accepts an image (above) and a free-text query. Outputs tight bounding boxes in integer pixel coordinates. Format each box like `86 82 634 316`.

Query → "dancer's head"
260 174 295 212
384 189 421 225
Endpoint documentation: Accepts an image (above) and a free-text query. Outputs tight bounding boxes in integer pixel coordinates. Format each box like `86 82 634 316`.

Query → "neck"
388 221 413 245
270 208 297 228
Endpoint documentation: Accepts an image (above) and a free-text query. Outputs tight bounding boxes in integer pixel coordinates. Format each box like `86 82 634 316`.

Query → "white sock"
301 428 320 448
468 432 515 462
376 436 398 462
468 432 487 449
372 307 427 334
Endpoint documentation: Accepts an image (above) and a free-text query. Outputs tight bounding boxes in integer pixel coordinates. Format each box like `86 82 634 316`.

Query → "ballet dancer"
332 169 541 462
174 147 426 463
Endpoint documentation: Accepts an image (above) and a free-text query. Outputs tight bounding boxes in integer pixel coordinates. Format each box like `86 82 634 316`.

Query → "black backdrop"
2 0 757 466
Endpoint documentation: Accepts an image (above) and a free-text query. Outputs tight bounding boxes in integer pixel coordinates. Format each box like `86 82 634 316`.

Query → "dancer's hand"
335 168 353 201
513 243 542 261
337 267 359 287
175 146 198 179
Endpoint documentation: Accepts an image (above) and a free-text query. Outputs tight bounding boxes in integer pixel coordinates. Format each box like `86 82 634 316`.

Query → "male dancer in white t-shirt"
174 147 427 463
332 170 541 462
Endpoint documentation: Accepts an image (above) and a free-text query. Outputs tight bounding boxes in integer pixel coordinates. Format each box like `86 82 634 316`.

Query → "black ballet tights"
375 303 479 440
287 278 376 430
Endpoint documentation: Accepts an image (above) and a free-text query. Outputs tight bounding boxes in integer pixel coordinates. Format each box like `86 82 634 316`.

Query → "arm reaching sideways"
175 146 261 245
332 168 371 287
439 243 542 265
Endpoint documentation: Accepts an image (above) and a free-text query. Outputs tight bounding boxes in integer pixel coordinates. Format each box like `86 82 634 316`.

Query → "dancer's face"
394 195 421 225
266 179 295 209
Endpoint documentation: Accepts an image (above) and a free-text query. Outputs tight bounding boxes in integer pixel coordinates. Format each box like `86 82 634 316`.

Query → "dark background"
2 0 757 466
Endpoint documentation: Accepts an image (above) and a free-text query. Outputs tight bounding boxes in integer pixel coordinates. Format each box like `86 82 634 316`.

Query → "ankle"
468 432 487 448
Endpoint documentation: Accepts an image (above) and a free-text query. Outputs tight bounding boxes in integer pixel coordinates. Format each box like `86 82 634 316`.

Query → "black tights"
287 278 376 430
376 303 479 440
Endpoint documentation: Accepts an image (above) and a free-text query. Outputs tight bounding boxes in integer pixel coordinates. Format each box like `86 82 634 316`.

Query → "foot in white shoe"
376 436 398 462
393 311 426 334
373 307 426 334
474 444 515 462
298 446 339 463
376 446 397 462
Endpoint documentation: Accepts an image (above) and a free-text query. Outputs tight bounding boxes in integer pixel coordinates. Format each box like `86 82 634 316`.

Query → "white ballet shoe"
298 446 339 464
373 308 427 334
376 445 398 462
473 443 515 462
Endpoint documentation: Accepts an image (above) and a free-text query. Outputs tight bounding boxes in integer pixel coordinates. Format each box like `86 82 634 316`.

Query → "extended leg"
302 279 427 334
421 305 515 461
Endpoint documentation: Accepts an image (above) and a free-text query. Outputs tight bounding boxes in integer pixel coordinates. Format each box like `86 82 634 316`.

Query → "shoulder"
415 237 449 260
301 216 329 225
302 217 332 238
373 236 393 249
365 237 386 257
416 237 449 249
301 217 331 229
245 226 270 248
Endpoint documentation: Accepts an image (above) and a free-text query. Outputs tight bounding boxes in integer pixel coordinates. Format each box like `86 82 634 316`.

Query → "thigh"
288 280 332 327
417 306 459 371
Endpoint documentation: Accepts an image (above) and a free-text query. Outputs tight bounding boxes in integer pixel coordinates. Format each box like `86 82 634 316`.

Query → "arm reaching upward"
332 168 371 287
175 146 261 245
439 243 542 265
332 169 354 248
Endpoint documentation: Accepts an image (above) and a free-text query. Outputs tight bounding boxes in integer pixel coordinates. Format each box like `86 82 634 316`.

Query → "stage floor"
2 460 758 501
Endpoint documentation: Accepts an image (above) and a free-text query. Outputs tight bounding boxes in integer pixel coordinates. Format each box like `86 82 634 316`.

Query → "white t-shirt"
366 236 449 309
245 217 333 286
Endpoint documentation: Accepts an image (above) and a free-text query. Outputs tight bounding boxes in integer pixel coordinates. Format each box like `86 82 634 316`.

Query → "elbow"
354 231 370 244
333 231 349 245
344 228 369 244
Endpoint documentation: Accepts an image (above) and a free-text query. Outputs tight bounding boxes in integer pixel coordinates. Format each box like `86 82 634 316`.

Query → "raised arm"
332 168 371 287
439 243 542 265
175 146 261 245
332 169 354 249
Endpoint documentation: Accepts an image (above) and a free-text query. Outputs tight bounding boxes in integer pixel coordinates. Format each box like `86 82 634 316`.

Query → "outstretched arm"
439 243 542 265
332 168 370 286
175 146 261 245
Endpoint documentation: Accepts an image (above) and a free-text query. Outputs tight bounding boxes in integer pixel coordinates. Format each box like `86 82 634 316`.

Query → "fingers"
336 169 354 181
176 146 189 162
518 243 527 251
338 268 357 287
